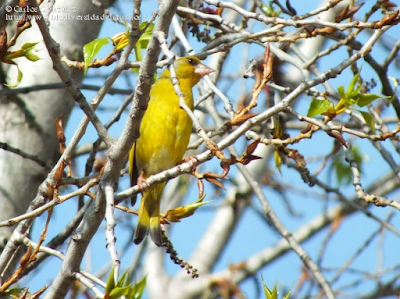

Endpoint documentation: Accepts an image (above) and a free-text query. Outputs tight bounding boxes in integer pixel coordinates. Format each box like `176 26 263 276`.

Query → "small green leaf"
274 150 282 175
83 37 109 74
334 159 351 185
21 42 39 53
339 70 363 107
261 4 273 16
351 86 361 98
164 194 210 222
4 287 26 299
4 63 23 88
346 70 360 98
130 275 147 299
343 94 358 106
332 146 364 186
356 93 382 107
109 285 131 299
118 269 131 287
134 41 142 62
337 85 345 99
21 42 38 51
260 3 281 17
105 265 116 295
138 22 155 48
351 146 364 167
24 51 40 61
282 290 291 299
360 111 375 133
307 98 333 117
3 42 40 62
261 275 291 299
21 42 40 61
261 276 278 299
133 22 154 62
132 22 154 72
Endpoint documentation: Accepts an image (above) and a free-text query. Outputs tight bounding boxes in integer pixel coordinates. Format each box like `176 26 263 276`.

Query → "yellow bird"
129 56 214 246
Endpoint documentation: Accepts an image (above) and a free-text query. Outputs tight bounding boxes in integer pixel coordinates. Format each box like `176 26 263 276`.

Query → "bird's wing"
129 141 139 206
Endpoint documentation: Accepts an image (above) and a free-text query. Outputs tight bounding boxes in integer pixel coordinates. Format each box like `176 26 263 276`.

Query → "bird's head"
168 56 215 86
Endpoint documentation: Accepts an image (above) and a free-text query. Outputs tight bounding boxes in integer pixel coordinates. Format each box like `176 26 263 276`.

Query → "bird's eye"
187 58 197 65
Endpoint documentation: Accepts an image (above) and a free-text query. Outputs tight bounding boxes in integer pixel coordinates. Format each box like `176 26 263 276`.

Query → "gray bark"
0 0 114 275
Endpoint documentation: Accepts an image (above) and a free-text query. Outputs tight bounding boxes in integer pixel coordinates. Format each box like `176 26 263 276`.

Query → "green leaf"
134 41 142 62
138 22 155 48
274 150 282 175
105 265 116 295
3 42 40 62
164 194 210 222
307 98 333 117
129 275 147 299
332 146 364 186
334 159 351 185
260 3 281 17
117 269 130 287
83 37 109 74
346 70 360 98
21 42 39 51
132 22 154 72
21 42 40 61
339 70 362 107
109 285 131 299
261 4 273 16
133 22 154 62
352 86 362 97
261 275 291 299
24 51 40 62
343 93 358 106
337 85 345 99
351 146 364 167
360 111 375 134
282 290 291 299
4 288 26 299
261 276 278 299
4 63 23 88
356 93 382 107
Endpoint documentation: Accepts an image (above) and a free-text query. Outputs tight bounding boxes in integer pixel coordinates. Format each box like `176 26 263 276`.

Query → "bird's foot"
180 155 198 172
137 170 150 193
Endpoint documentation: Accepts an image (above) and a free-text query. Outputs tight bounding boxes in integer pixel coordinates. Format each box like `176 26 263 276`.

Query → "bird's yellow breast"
135 77 194 178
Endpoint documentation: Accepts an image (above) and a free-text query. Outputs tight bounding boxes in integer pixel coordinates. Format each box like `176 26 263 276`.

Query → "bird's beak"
195 63 215 77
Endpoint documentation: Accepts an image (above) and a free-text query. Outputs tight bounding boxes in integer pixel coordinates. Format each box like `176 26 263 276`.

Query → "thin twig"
104 185 120 284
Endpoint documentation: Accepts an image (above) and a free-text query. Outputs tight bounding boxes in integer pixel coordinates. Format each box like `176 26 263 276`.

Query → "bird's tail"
133 183 165 246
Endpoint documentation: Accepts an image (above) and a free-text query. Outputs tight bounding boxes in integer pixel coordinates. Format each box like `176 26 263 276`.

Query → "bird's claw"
181 155 198 173
137 170 150 193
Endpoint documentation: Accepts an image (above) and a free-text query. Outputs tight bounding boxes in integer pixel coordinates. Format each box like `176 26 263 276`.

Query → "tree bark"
0 0 114 275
